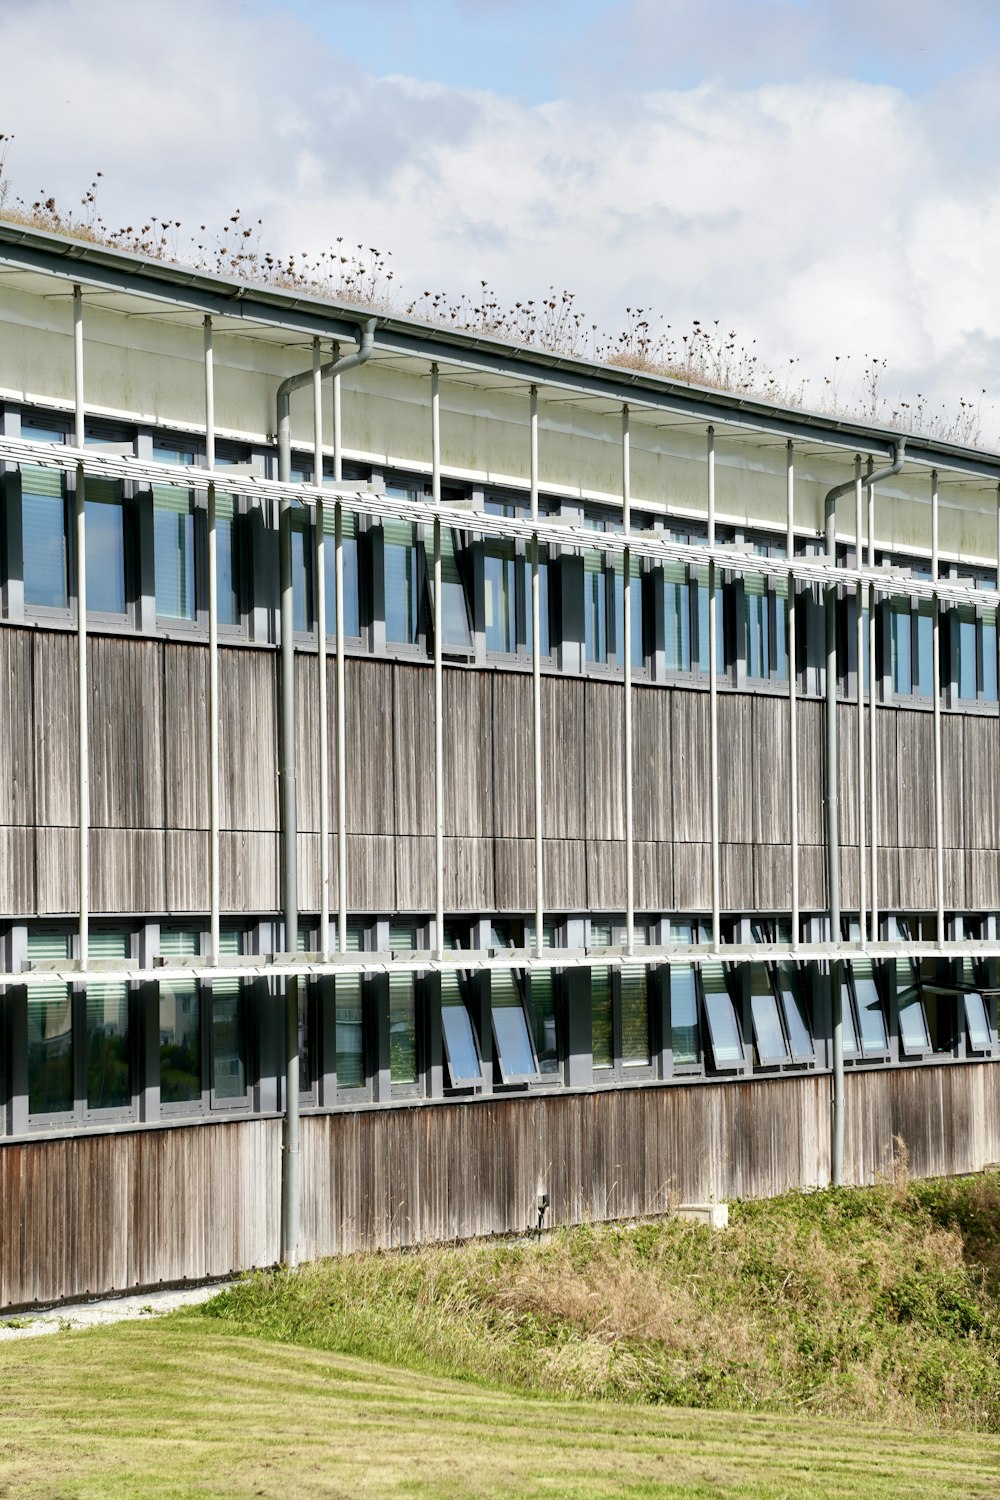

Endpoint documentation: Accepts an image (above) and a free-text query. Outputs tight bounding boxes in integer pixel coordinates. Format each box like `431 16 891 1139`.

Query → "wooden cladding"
2 1062 999 1308
0 625 998 916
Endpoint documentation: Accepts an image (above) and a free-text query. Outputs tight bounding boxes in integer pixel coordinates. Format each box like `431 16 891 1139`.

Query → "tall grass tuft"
195 1173 1000 1431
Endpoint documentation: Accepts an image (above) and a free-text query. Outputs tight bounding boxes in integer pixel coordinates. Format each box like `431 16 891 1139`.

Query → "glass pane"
384 521 419 644
216 498 239 628
613 559 644 668
484 547 517 653
86 481 126 615
27 931 73 1115
958 614 978 700
212 930 246 1099
896 958 930 1053
621 964 650 1066
749 966 788 1064
442 995 481 1084
839 978 860 1056
852 960 888 1054
323 512 360 638
154 488 195 621
702 963 743 1066
86 931 130 1110
336 977 365 1089
492 970 537 1080
669 963 699 1064
983 615 998 702
436 527 472 648
915 608 933 697
591 966 613 1068
159 930 201 1105
891 604 911 695
663 569 692 672
964 983 992 1052
530 966 558 1074
778 965 814 1062
389 973 417 1084
292 518 312 632
524 552 550 657
22 468 68 609
584 553 608 664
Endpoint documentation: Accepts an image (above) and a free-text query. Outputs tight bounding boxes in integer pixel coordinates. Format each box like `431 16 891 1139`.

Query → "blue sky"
4 0 1000 425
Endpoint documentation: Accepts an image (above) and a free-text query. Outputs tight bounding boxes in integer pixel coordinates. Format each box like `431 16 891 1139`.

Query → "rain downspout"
823 436 905 1188
275 316 377 1269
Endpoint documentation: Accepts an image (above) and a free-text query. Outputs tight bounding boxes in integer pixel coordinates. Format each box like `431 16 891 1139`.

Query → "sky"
2 0 1000 425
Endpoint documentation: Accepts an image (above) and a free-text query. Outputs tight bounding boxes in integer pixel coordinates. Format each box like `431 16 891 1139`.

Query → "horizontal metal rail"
4 436 998 610
9 939 1000 988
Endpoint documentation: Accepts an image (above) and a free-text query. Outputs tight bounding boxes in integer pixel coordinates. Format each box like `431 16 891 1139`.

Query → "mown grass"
2 1319 1000 1499
195 1172 1000 1432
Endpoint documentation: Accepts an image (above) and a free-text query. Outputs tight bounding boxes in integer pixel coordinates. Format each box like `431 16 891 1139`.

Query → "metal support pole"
622 405 634 956
313 339 330 961
787 441 799 948
73 286 89 968
277 376 299 1268
530 386 543 958
931 470 944 942
333 352 347 955
432 363 444 960
867 461 878 940
854 458 866 942
707 427 721 949
825 468 844 1186
205 317 220 963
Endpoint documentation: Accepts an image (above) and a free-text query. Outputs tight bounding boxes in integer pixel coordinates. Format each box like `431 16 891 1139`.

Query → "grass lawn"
1 1318 999 1500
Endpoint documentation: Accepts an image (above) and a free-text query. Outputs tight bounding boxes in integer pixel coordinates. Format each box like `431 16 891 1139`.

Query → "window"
777 963 815 1064
153 486 196 622
323 506 361 638
85 478 127 616
668 530 727 678
215 492 241 629
953 602 998 705
961 959 993 1053
158 929 202 1107
582 518 644 670
212 929 247 1102
21 465 69 611
384 519 421 646
388 921 419 1087
431 524 473 650
291 511 314 633
488 923 541 1084
335 925 366 1091
845 957 889 1056
589 921 652 1076
526 919 559 1074
744 541 788 682
894 955 931 1056
889 574 933 699
748 963 789 1066
482 500 552 659
699 960 743 1068
667 919 700 1066
26 931 73 1118
85 931 131 1112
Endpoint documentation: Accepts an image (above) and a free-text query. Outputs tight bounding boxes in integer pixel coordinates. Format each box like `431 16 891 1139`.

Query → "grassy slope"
195 1176 1000 1432
1 1319 999 1500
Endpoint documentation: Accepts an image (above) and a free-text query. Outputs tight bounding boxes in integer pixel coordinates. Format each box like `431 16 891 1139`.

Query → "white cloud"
3 0 1000 431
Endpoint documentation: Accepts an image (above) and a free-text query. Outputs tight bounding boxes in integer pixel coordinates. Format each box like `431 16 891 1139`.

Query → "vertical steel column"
931 470 944 942
622 405 634 956
333 349 347 954
826 467 844 1186
707 427 721 949
431 363 444 960
313 339 330 960
530 386 543 958
204 317 220 963
854 457 866 939
277 371 299 1268
867 461 879 939
73 286 89 967
787 441 799 948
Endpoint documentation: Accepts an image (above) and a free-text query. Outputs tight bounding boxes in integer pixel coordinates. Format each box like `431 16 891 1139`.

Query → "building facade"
0 222 999 1307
